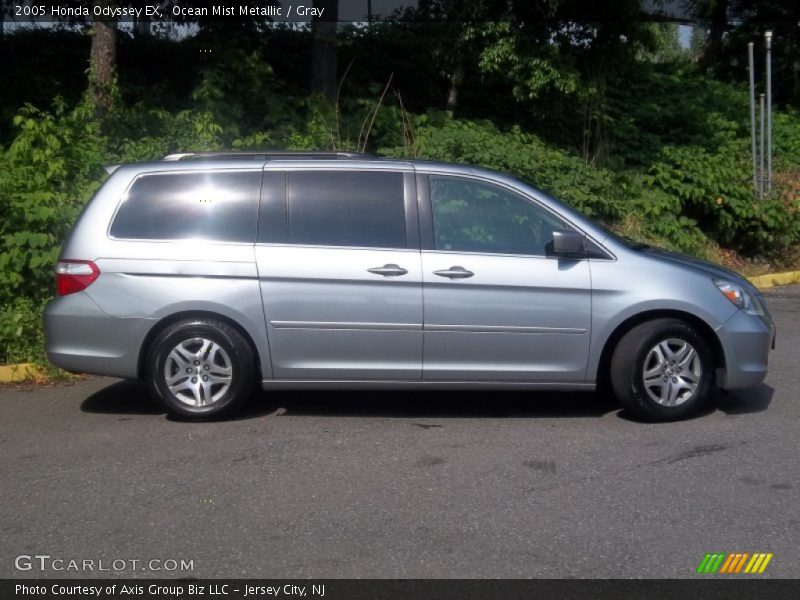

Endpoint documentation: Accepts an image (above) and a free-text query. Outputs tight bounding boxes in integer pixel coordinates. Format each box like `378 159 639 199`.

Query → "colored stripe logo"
697 553 773 574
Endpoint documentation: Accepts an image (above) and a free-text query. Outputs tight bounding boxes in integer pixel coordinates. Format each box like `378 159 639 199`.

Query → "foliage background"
1 10 800 366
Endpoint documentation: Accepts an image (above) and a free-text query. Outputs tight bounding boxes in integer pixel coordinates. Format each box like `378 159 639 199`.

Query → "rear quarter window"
110 171 261 242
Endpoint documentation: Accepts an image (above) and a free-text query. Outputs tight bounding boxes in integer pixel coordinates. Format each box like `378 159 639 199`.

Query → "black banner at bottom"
4 579 800 600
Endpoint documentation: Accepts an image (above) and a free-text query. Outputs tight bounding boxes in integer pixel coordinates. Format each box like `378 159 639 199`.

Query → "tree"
695 0 730 71
309 0 339 100
89 0 117 115
85 0 221 115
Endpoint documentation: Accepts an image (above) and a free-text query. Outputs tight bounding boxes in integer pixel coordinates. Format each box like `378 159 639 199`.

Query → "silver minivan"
45 151 775 421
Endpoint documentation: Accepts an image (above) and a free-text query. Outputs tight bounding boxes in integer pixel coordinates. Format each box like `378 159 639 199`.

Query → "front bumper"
715 309 774 389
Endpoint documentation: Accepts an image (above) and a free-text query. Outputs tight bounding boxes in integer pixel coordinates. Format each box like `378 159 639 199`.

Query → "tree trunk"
89 2 117 115
309 0 338 100
446 65 464 109
698 0 728 72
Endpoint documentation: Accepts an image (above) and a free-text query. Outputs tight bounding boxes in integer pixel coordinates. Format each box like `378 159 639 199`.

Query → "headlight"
714 279 765 317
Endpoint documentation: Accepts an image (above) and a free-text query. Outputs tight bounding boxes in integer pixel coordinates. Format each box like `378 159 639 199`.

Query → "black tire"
610 318 715 422
146 318 254 420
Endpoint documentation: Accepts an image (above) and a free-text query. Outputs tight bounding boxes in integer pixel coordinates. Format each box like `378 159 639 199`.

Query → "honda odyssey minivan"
45 151 775 421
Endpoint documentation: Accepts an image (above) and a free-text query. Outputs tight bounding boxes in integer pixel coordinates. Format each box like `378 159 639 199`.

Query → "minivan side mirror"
552 229 586 256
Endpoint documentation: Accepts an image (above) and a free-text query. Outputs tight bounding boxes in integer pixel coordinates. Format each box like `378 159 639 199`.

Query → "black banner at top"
2 0 713 24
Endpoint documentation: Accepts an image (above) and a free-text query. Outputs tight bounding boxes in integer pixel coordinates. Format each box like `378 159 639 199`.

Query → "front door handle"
367 264 408 277
433 266 474 279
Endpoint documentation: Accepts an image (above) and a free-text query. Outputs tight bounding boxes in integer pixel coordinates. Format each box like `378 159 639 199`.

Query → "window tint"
110 171 261 242
288 171 406 248
430 175 564 256
257 171 287 243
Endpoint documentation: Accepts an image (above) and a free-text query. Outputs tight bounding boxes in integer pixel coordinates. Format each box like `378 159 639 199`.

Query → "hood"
641 246 755 290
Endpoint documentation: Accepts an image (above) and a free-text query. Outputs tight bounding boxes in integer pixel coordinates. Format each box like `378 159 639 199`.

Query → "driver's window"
430 175 565 256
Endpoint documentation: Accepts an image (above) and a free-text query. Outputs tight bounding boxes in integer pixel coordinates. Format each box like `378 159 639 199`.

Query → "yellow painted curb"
748 270 800 290
0 363 45 383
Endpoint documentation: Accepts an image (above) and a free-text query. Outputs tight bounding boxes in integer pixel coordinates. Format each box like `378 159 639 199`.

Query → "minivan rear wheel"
610 318 714 421
146 318 254 420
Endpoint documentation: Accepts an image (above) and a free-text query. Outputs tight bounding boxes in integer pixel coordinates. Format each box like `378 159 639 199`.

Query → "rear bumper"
44 293 154 379
716 310 774 390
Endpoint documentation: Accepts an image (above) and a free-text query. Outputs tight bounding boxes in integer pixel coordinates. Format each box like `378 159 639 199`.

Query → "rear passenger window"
110 171 261 242
287 171 406 249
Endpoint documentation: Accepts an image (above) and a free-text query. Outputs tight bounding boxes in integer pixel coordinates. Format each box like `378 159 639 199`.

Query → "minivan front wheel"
146 319 254 419
610 318 714 421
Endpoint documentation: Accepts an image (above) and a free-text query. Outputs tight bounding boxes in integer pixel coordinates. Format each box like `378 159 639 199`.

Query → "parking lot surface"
2 286 799 578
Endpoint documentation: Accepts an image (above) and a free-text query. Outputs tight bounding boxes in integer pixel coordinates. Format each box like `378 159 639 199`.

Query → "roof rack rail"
161 151 373 161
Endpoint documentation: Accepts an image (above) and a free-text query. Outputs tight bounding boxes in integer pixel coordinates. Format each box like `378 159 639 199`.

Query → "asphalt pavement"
1 286 799 579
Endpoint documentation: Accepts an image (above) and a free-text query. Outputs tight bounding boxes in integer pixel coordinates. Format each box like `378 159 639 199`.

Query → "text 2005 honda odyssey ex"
45 151 775 421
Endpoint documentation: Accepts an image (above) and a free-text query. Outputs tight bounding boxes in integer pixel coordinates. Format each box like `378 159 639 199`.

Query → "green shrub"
606 64 748 168
381 113 627 223
0 296 48 365
624 184 713 258
0 99 106 310
106 106 226 161
648 144 800 258
773 110 800 169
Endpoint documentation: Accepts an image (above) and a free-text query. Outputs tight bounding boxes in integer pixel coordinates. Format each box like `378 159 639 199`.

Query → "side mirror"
552 229 586 256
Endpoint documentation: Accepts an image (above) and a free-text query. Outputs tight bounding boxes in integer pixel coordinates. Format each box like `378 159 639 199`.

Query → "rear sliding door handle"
433 266 474 279
367 264 408 277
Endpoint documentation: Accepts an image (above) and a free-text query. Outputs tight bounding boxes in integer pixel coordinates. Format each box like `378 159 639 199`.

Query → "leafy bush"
106 106 226 160
623 184 713 259
606 64 748 168
0 297 48 364
648 144 800 257
0 100 106 309
0 100 104 367
381 113 628 223
773 110 800 169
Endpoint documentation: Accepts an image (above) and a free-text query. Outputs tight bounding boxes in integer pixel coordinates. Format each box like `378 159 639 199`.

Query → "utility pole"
765 31 773 197
748 33 776 199
759 93 765 200
748 42 757 195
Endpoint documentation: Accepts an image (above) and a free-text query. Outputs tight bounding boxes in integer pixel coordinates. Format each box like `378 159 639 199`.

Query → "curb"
0 363 45 384
748 270 800 290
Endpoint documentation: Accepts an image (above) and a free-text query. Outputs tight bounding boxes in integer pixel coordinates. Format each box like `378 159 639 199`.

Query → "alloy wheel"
164 337 233 407
642 338 703 407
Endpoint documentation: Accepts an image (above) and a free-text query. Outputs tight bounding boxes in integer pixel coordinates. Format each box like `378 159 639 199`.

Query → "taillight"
56 260 100 296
